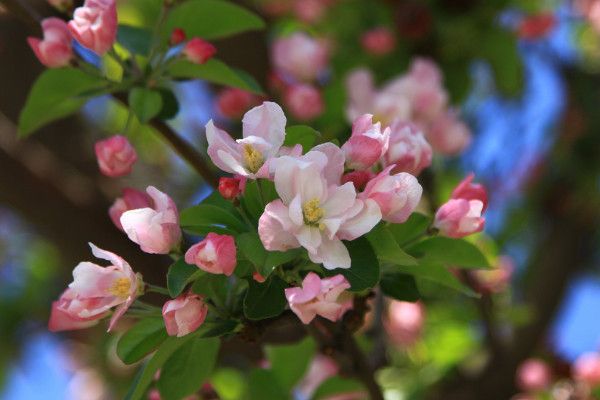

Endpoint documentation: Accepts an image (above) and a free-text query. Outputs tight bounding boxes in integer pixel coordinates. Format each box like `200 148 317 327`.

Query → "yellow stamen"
242 144 264 173
302 198 325 228
109 278 131 298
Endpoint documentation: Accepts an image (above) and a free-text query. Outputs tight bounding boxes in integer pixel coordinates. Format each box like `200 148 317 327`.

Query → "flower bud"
185 233 237 276
162 293 208 337
385 301 424 346
573 353 600 386
95 135 137 177
383 120 432 176
361 27 396 56
218 176 244 200
284 84 324 121
109 188 153 231
216 88 259 119
451 173 488 211
341 170 374 192
342 114 390 170
272 32 329 82
516 359 551 392
183 38 216 64
68 0 117 55
170 28 186 45
28 18 73 68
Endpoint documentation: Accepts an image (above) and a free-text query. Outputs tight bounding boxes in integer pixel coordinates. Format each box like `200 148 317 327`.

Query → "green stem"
146 284 170 296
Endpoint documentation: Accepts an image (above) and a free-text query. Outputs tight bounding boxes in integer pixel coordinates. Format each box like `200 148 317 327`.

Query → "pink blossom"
170 28 186 45
451 173 488 211
434 199 484 238
284 84 324 121
272 32 329 82
474 255 514 294
68 0 117 55
28 18 73 68
573 353 600 386
296 355 339 399
341 170 373 192
385 301 424 346
162 293 208 337
120 186 181 254
185 233 237 276
49 243 142 332
361 27 396 56
427 110 472 156
94 135 137 178
109 188 153 231
218 176 244 200
382 120 432 176
292 0 329 23
259 149 381 269
342 114 390 170
516 359 551 392
183 37 216 64
361 165 422 224
285 272 352 324
216 88 260 119
206 102 287 179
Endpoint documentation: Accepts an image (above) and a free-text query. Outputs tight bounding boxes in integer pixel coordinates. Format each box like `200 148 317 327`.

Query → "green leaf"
386 213 431 246
324 237 379 292
243 275 288 320
284 125 320 152
180 204 247 233
163 0 265 40
312 376 365 400
407 237 490 269
393 263 477 297
117 25 152 55
239 180 265 222
19 68 107 136
237 232 298 277
191 274 228 308
196 319 239 338
157 337 221 400
129 87 163 123
266 337 315 391
117 318 168 365
248 369 288 400
212 368 248 400
366 224 417 266
168 59 263 94
156 88 180 120
380 272 420 302
125 335 196 400
167 258 201 298
480 28 523 96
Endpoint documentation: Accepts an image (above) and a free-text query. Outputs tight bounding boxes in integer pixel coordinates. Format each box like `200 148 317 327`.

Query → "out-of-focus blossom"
361 165 422 224
259 149 381 269
292 0 330 23
516 359 551 392
183 37 216 64
162 293 208 337
206 102 287 179
120 186 181 254
284 272 352 324
216 88 261 119
28 18 73 68
283 84 324 121
385 300 424 346
109 188 153 231
361 27 396 56
49 243 142 332
272 32 329 82
296 355 339 398
341 170 374 192
170 28 186 45
382 120 432 176
474 255 514 293
218 176 245 200
573 353 600 386
94 135 137 178
576 0 600 33
427 110 472 156
68 0 117 55
185 233 237 276
451 173 489 211
67 368 108 400
518 13 556 40
342 114 390 170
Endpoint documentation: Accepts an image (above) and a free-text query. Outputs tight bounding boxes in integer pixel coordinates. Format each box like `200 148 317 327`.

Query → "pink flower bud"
27 18 73 68
253 271 266 283
94 135 137 178
272 32 329 82
383 120 432 176
573 353 600 386
68 0 117 55
285 272 352 324
183 38 216 64
341 170 374 192
284 84 324 121
109 188 153 231
218 177 244 200
185 233 237 276
427 111 472 156
361 166 422 224
451 173 489 211
385 301 424 346
361 27 396 56
216 88 259 119
342 114 390 170
516 359 551 392
292 0 328 24
162 293 208 337
49 289 107 332
170 28 186 45
474 255 514 294
120 186 181 255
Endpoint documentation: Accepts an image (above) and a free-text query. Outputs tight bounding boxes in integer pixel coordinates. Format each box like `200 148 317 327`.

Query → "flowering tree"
2 0 600 400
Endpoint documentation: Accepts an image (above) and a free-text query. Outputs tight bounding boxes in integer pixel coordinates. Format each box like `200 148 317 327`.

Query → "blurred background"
0 0 599 399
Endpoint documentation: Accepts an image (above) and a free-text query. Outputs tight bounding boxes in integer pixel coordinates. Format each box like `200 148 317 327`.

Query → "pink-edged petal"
69 262 123 298
322 182 356 217
296 226 322 254
310 237 351 270
206 120 243 174
337 199 382 241
242 102 287 150
258 200 301 252
310 143 345 186
107 294 136 332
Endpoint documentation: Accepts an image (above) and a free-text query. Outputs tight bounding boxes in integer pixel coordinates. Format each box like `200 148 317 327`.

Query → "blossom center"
302 198 325 228
242 144 264 173
109 277 131 298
